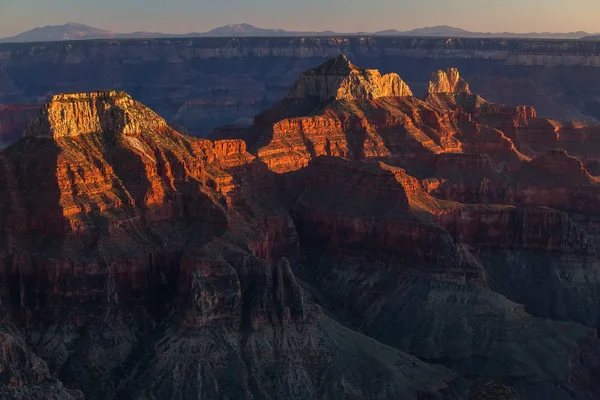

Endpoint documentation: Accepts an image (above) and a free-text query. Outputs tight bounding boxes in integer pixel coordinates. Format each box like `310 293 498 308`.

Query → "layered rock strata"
287 54 413 101
0 89 465 400
4 36 600 137
4 57 600 400
428 68 471 94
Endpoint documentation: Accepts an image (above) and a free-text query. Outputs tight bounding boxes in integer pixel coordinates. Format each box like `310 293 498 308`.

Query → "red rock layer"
3 57 600 399
287 157 589 259
427 68 471 94
0 92 278 329
249 63 538 173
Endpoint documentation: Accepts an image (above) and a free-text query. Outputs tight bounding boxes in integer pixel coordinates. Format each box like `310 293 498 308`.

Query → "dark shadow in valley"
0 138 68 313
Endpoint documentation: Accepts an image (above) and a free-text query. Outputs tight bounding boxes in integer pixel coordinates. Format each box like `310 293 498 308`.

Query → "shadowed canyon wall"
1 37 600 137
6 55 600 399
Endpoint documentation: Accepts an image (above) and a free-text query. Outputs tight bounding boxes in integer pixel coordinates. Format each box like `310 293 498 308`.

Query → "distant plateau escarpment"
1 36 600 140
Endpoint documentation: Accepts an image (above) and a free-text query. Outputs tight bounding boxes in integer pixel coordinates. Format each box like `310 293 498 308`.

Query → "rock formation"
3 36 600 137
4 57 600 400
243 59 532 174
287 54 413 101
0 88 465 399
428 68 471 94
25 91 169 140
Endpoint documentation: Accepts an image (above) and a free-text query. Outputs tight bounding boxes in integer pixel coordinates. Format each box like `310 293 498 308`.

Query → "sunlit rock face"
3 36 600 138
287 54 413 101
244 59 529 174
0 84 465 400
4 56 600 400
427 68 471 94
24 91 168 140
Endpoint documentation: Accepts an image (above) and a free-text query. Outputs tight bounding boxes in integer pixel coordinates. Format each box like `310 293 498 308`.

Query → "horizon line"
2 21 598 38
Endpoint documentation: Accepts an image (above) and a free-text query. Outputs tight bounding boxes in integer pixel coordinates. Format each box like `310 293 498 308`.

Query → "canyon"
0 105 40 147
1 37 600 143
4 54 600 399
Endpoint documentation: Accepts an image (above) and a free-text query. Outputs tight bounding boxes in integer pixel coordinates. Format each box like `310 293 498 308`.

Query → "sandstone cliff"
428 68 470 94
0 89 466 400
2 37 600 138
25 91 169 140
243 58 600 398
4 57 600 400
244 58 530 173
287 54 412 101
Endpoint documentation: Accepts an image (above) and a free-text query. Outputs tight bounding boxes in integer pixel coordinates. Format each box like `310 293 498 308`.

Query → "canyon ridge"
1 37 600 144
3 54 600 399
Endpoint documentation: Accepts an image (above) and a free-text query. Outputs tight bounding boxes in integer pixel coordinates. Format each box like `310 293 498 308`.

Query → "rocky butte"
2 36 600 139
4 56 600 400
287 55 413 101
427 67 470 94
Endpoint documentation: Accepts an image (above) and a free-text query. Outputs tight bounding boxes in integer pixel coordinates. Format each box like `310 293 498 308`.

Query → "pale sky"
1 0 599 36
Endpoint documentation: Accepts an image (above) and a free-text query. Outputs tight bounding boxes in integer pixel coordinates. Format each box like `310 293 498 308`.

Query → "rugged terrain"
1 37 600 140
4 56 600 399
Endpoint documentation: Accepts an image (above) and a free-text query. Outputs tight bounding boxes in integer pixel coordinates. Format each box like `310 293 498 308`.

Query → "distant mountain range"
0 22 598 43
378 25 597 39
